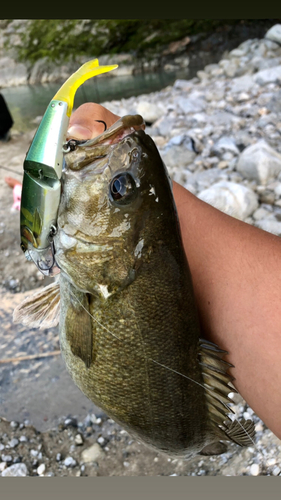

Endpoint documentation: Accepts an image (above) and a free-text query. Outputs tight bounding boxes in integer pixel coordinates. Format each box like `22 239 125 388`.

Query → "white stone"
236 140 281 185
176 96 206 114
274 183 281 197
37 463 46 475
64 456 77 467
1 463 28 476
161 146 196 169
212 136 239 156
255 219 281 236
135 102 164 124
265 24 281 45
252 208 271 221
229 75 255 94
198 181 258 220
253 65 281 85
249 463 260 476
81 443 105 463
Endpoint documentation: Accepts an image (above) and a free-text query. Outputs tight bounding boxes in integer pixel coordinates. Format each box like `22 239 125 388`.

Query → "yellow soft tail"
53 59 118 116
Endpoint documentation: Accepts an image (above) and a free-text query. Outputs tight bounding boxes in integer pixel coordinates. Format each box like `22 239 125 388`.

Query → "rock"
255 219 281 235
222 58 240 77
165 134 196 152
0 57 28 87
252 207 271 221
274 183 281 197
258 189 275 204
75 434 83 445
253 65 281 85
249 463 260 476
173 79 192 91
153 116 177 137
0 462 6 472
176 96 206 114
64 456 77 468
161 145 196 169
198 181 258 220
81 443 105 463
265 24 281 45
212 136 239 156
236 140 281 185
229 75 255 94
37 463 46 475
1 463 28 476
135 102 164 124
8 438 19 448
265 89 281 114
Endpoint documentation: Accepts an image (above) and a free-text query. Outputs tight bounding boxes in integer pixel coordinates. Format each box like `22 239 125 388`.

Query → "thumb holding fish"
67 103 120 140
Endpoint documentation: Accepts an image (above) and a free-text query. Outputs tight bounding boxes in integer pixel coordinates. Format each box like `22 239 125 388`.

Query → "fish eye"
109 173 137 204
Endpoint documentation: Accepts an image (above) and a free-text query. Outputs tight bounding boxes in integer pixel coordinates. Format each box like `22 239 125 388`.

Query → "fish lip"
76 114 146 149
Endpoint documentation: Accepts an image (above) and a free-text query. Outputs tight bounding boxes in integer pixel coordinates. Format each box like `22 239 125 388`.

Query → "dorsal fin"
199 339 256 447
13 280 60 329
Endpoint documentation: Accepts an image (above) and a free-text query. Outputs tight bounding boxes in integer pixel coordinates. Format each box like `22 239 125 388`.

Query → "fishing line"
69 287 259 453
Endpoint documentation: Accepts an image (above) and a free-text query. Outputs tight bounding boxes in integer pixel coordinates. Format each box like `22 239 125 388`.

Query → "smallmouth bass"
14 114 255 459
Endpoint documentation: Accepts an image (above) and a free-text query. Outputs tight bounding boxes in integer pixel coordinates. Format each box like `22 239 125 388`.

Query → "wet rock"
237 140 281 185
1 463 28 476
198 181 258 220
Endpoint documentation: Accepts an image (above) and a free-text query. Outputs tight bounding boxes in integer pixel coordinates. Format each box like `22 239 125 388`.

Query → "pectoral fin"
13 280 60 329
65 291 93 369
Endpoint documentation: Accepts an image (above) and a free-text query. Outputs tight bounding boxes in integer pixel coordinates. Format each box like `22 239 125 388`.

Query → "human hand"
67 103 121 140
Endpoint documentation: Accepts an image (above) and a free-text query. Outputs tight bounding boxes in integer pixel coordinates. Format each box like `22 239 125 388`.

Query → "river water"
2 68 189 133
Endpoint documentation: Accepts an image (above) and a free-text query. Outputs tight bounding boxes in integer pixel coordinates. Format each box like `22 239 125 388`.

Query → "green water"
2 69 189 133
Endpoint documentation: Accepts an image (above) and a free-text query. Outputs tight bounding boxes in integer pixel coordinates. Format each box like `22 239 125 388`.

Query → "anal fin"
199 338 256 447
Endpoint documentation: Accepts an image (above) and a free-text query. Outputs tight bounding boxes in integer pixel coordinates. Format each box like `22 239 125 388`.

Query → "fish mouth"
64 115 146 171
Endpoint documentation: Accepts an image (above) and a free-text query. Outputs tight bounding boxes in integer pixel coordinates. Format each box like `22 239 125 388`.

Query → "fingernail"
67 125 92 140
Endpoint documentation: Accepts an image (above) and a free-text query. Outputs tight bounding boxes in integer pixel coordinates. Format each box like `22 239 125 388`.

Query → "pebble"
64 457 77 468
272 466 281 476
8 438 19 448
75 434 83 445
81 443 105 463
37 463 46 475
1 463 28 476
249 464 260 476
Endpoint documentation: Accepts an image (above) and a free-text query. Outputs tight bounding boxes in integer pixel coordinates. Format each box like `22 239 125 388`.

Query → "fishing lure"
20 59 118 275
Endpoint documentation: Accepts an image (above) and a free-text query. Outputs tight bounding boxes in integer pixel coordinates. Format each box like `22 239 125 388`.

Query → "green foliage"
5 19 263 64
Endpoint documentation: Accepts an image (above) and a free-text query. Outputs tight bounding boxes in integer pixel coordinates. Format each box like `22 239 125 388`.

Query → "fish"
14 114 255 459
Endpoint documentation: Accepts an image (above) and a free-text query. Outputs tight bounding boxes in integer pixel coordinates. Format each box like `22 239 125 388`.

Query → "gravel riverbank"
1 24 281 476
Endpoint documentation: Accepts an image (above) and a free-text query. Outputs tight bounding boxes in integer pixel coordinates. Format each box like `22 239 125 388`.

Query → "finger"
67 103 121 140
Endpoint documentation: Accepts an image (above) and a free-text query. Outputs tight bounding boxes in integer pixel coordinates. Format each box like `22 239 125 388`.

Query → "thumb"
67 103 120 140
